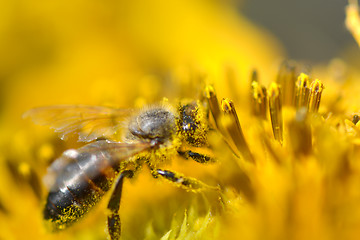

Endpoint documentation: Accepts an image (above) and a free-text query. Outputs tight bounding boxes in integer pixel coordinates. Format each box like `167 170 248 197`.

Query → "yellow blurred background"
0 0 359 240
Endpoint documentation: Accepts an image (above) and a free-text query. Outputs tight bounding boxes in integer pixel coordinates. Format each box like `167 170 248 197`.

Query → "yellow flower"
2 1 360 240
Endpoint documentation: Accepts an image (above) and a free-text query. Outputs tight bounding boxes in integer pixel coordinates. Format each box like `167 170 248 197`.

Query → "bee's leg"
178 150 215 164
107 170 133 240
153 169 218 192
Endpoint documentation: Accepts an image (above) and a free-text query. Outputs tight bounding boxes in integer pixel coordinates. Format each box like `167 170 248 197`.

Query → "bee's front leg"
154 169 218 192
178 150 215 164
107 170 133 240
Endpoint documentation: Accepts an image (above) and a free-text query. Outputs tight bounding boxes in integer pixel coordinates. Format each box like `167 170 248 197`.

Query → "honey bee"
24 101 216 240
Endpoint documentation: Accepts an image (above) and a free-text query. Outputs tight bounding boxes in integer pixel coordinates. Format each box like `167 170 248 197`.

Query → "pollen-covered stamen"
205 85 221 126
276 61 296 106
205 85 227 137
221 99 254 163
308 79 324 113
251 80 267 119
288 107 312 156
268 83 283 145
295 73 310 109
205 85 239 158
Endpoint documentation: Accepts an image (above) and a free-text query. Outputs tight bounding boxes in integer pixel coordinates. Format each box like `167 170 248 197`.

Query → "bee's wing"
23 105 134 142
44 140 152 190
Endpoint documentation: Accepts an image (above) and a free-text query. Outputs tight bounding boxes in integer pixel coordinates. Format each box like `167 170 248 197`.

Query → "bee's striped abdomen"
44 146 117 230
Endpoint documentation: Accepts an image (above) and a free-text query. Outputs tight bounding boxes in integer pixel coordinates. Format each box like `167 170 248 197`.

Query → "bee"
24 101 216 240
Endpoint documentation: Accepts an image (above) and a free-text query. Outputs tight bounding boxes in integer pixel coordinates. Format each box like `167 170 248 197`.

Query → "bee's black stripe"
44 189 75 221
66 186 83 205
44 197 62 220
44 151 112 225
48 199 61 214
83 174 106 195
44 141 142 229
91 169 114 192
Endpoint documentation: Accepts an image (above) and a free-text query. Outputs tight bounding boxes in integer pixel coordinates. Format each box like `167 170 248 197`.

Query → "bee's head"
178 101 208 147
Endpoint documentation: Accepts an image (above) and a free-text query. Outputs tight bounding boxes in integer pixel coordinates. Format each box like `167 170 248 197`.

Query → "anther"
276 61 296 106
205 85 228 138
205 85 221 126
308 79 324 113
251 69 258 83
221 99 254 163
251 80 267 119
295 73 310 109
268 83 284 145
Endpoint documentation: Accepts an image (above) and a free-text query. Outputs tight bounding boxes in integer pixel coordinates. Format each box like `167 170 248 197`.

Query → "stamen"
0 198 8 214
205 86 240 158
295 73 310 109
288 107 312 156
308 79 324 113
251 69 258 83
221 99 254 163
268 83 283 145
251 80 267 119
205 85 222 130
276 61 296 106
263 137 282 164
346 0 360 47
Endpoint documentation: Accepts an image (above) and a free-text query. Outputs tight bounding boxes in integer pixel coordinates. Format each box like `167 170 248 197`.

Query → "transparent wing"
23 105 134 142
44 140 152 190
